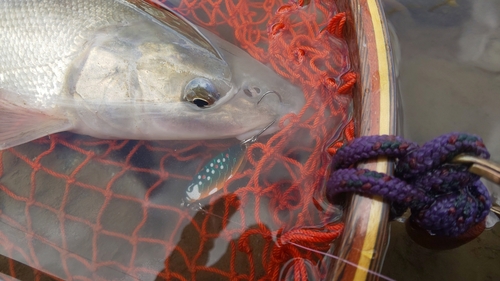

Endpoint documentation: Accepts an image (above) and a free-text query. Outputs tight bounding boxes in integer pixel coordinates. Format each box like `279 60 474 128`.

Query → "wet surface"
0 1 354 280
1 0 500 280
381 0 500 280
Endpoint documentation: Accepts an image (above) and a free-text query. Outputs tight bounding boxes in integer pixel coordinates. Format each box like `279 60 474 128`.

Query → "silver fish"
0 0 304 149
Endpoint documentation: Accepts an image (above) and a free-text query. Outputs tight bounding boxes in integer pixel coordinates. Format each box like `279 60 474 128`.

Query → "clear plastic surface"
0 0 355 280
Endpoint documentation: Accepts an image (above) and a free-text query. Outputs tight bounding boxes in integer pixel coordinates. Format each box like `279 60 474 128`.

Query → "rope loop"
327 133 492 237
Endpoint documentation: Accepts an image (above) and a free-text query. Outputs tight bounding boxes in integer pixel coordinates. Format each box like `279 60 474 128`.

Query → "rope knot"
327 133 492 237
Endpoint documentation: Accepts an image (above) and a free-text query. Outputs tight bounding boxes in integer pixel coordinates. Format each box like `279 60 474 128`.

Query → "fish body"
0 0 304 149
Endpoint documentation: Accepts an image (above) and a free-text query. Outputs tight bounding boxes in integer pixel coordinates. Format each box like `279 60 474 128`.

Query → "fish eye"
183 78 220 108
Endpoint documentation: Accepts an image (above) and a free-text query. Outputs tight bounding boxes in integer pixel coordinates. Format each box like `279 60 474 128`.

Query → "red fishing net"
0 0 356 280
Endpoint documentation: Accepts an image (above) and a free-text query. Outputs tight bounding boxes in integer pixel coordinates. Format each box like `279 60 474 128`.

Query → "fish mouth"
233 87 300 141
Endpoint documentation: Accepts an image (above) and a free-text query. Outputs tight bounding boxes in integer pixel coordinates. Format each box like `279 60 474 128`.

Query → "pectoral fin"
0 96 72 150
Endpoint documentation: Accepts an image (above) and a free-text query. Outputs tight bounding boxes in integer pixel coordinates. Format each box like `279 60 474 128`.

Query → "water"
381 0 500 280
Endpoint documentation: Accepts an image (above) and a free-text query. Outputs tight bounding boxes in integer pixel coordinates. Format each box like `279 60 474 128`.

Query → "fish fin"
0 97 72 150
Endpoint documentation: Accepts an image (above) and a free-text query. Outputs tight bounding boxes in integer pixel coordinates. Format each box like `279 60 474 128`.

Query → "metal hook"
257 90 283 105
452 154 500 216
239 90 282 146
241 119 276 146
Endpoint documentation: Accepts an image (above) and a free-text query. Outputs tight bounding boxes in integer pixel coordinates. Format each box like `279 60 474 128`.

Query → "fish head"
128 1 306 139
133 25 305 141
73 13 304 141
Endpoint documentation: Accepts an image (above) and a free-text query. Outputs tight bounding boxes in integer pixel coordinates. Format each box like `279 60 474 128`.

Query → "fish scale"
0 0 140 107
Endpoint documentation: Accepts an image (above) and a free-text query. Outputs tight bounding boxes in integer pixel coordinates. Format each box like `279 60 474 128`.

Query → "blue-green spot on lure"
182 118 277 207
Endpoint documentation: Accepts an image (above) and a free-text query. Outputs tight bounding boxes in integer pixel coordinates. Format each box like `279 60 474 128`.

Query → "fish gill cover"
0 0 356 280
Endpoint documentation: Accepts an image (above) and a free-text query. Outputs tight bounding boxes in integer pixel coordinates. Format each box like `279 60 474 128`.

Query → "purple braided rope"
327 133 492 237
396 133 490 179
327 169 430 204
413 190 478 236
467 181 492 223
413 165 480 194
332 135 418 169
411 181 491 236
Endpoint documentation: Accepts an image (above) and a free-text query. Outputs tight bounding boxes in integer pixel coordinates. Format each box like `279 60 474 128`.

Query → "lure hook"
241 90 282 146
241 119 276 146
257 90 283 105
182 119 276 207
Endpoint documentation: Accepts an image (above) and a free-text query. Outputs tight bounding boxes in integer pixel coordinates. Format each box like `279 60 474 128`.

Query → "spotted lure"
182 117 277 206
183 143 247 205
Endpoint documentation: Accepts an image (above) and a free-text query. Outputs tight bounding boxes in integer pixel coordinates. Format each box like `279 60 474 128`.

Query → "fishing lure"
182 142 247 206
182 118 276 207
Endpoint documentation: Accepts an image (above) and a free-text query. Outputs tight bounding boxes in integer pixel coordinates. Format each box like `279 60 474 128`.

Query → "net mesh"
0 0 356 280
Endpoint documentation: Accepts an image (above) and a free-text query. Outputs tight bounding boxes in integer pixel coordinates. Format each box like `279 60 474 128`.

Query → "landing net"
0 0 356 280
